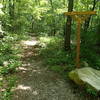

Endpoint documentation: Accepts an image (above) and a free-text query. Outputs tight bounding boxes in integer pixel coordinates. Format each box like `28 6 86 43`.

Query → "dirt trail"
12 37 99 100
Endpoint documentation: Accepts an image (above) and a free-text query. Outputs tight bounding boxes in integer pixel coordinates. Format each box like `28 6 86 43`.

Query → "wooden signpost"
64 11 96 68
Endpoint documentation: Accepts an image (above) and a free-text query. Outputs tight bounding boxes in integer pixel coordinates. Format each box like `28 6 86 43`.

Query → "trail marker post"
64 11 96 68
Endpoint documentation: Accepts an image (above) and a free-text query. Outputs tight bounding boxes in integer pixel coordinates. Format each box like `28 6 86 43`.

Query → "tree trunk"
9 0 15 32
96 19 100 54
64 0 74 51
83 0 97 32
49 0 56 36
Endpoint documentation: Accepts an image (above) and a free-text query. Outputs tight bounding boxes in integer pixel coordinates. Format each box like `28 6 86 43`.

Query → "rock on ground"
69 67 100 92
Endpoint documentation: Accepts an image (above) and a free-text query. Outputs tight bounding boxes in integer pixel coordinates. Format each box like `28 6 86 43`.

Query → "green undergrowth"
0 33 29 100
39 36 75 78
0 76 17 100
39 35 100 97
81 31 100 70
81 45 100 70
39 35 100 74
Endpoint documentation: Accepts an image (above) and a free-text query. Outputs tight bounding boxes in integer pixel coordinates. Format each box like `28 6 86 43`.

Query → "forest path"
12 37 90 100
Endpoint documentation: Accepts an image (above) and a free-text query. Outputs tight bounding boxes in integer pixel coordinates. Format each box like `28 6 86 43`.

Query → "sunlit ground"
15 84 38 94
12 38 43 99
15 85 31 90
17 65 42 74
13 84 39 97
18 67 28 71
22 40 38 46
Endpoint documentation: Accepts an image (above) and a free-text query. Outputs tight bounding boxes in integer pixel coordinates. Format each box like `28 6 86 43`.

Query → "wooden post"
76 19 81 68
64 11 96 68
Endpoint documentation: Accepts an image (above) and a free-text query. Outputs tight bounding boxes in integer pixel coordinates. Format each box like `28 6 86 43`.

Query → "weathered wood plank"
64 11 96 16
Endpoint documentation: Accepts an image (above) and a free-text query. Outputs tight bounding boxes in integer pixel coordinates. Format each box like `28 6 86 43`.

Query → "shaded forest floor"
12 37 100 100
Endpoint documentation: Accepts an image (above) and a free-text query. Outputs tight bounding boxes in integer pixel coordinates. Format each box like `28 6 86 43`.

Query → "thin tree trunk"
9 0 15 32
64 0 74 51
49 0 56 36
96 19 100 49
63 0 66 6
83 0 97 32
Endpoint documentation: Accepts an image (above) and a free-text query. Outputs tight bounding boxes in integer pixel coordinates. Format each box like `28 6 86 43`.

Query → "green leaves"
0 76 17 100
0 34 21 75
39 36 74 66
0 3 4 15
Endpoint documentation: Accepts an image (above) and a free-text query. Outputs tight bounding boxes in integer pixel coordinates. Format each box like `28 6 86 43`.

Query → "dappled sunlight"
32 69 42 74
25 51 33 57
0 77 3 81
40 37 52 43
17 63 31 71
32 90 38 95
15 85 31 91
17 64 32 73
13 84 39 95
0 3 4 15
22 51 35 58
18 67 28 71
39 37 55 48
22 63 31 67
22 40 38 46
21 39 40 59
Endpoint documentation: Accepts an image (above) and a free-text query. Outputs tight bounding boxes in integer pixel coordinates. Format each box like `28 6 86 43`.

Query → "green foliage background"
0 0 100 99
